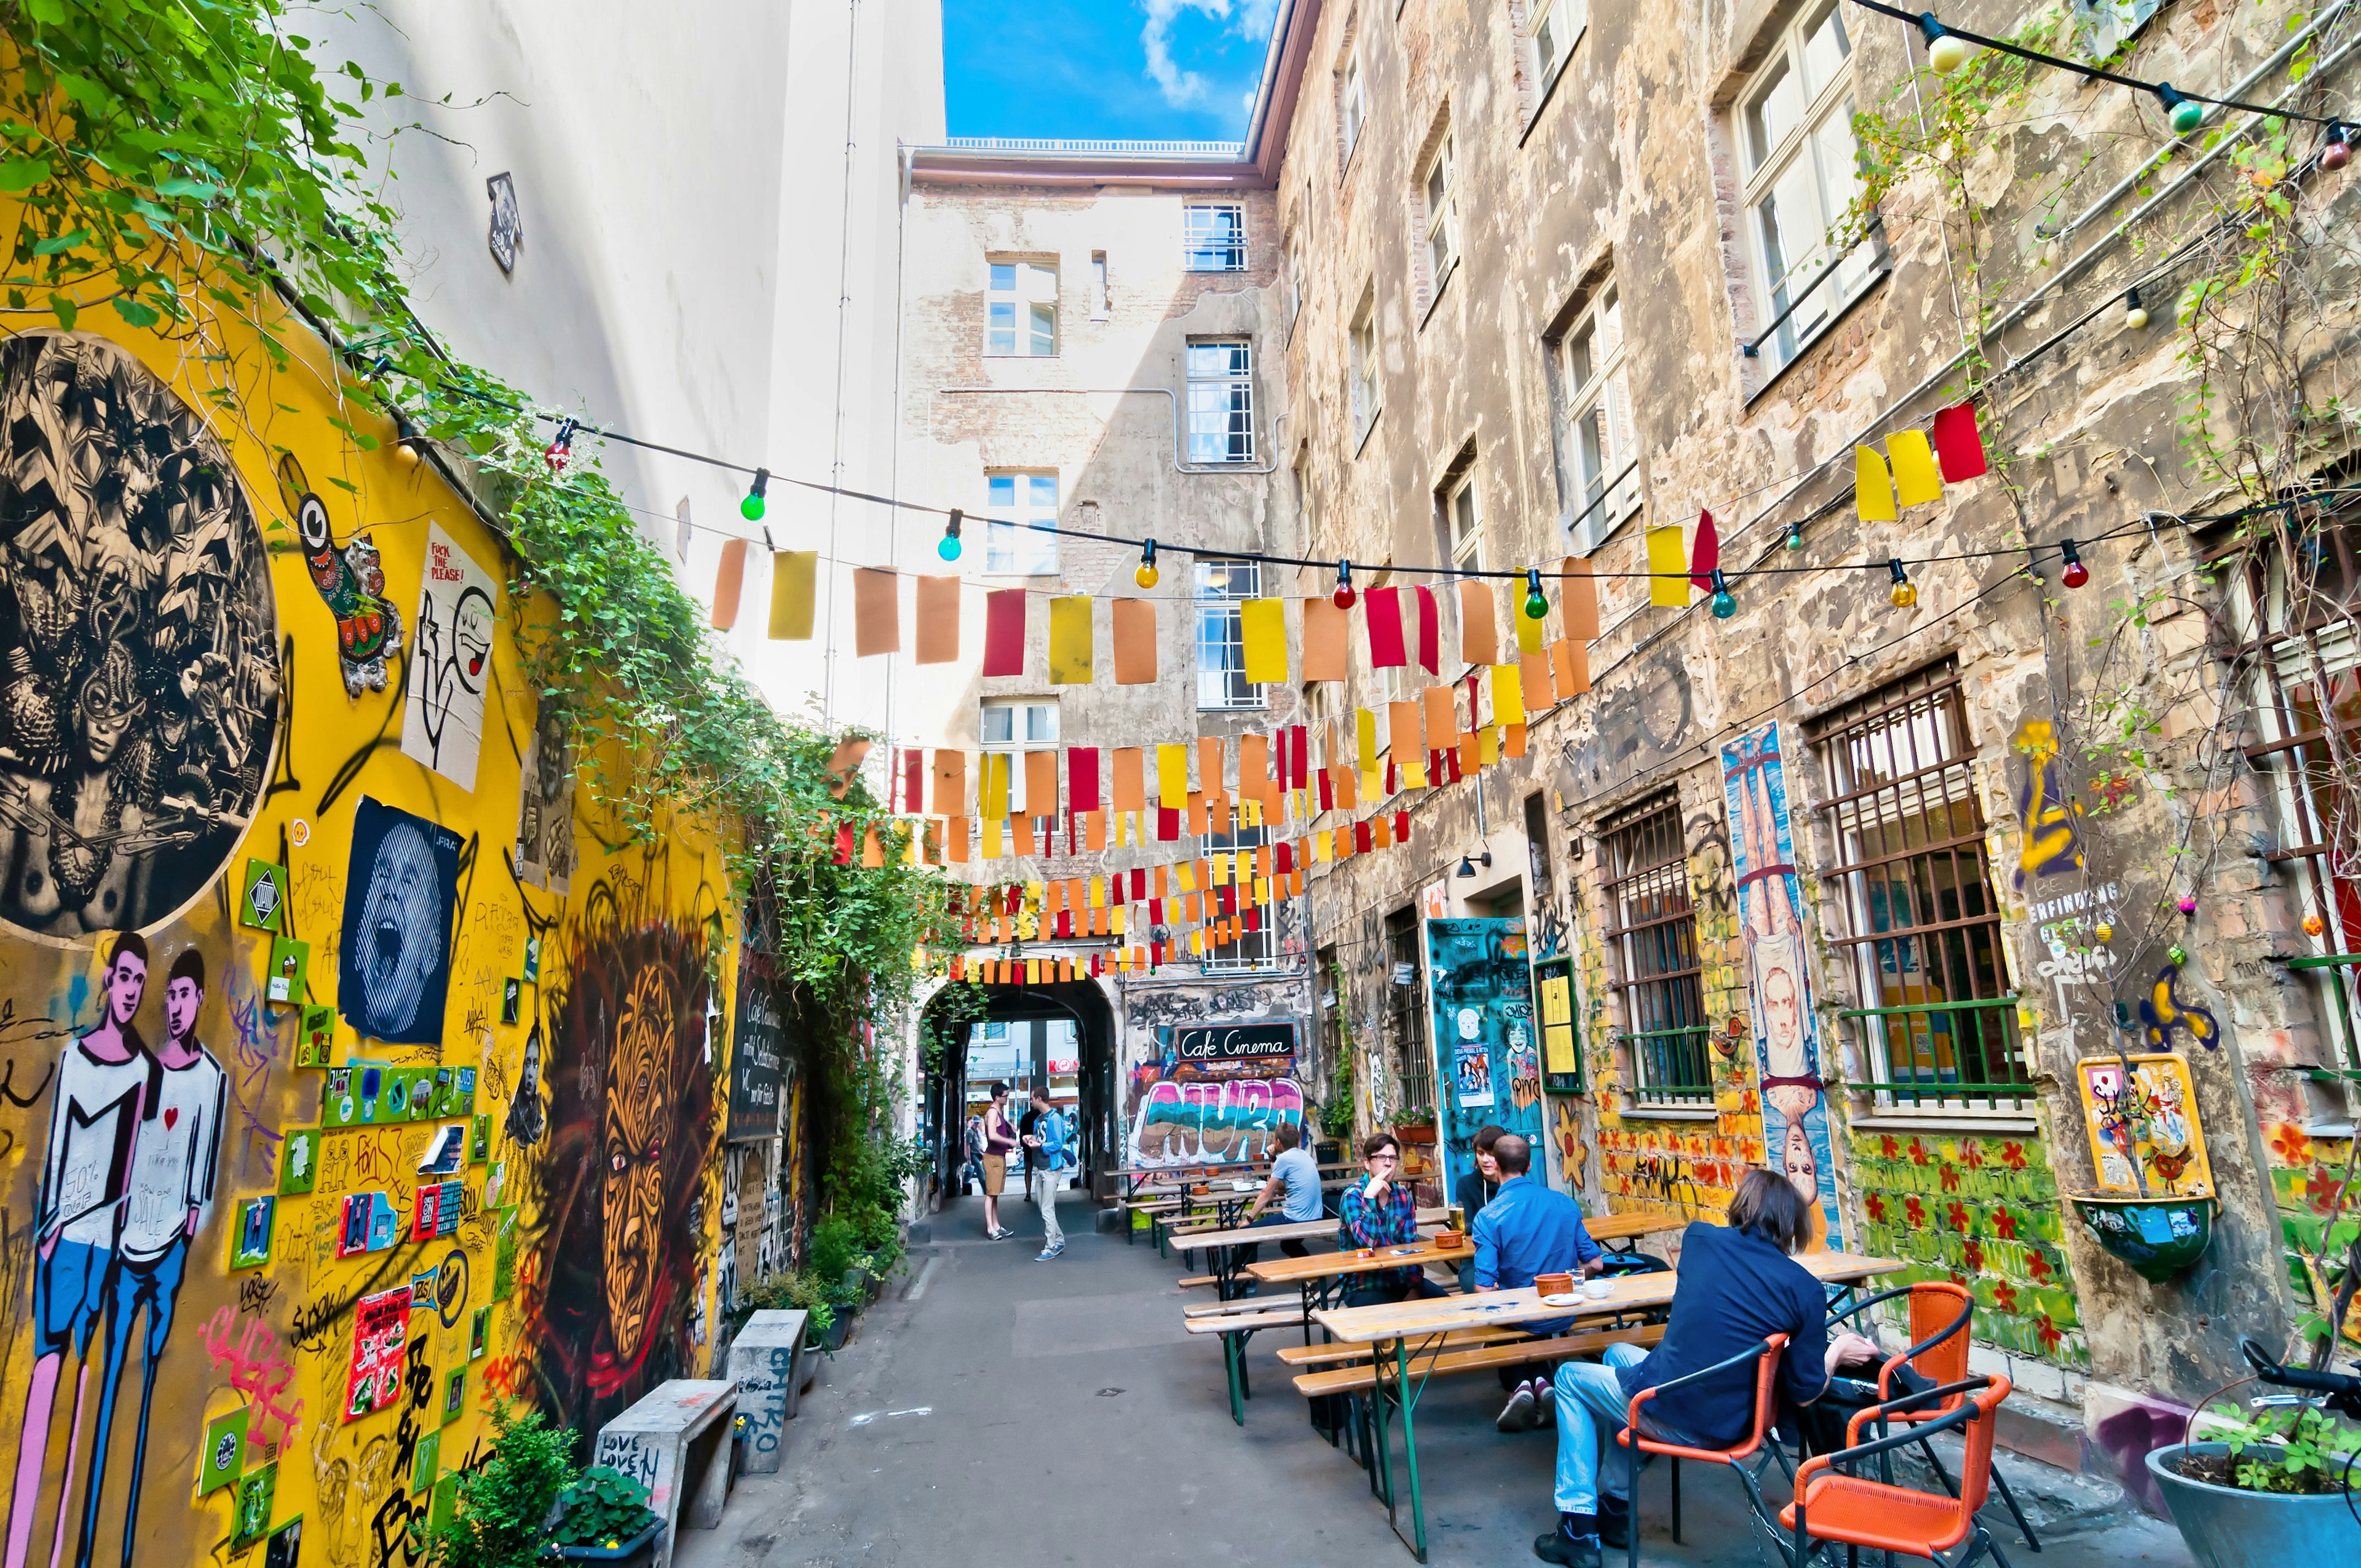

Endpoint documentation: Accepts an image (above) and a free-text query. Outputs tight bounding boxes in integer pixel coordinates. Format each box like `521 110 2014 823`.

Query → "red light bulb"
2061 560 2089 589
1333 582 1357 608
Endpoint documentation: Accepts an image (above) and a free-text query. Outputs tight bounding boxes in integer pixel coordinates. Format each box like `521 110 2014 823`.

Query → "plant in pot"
544 1466 663 1564
1393 1103 1437 1144
2146 1388 2360 1563
431 1403 579 1568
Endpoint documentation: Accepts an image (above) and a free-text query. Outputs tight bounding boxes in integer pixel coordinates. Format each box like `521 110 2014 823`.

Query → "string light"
2154 82 2205 137
2324 122 2354 172
1523 568 1549 621
938 507 963 562
1786 520 1805 552
741 467 770 522
1135 539 1160 589
544 417 576 472
1915 13 1973 74
2058 537 2089 589
1888 559 1918 608
1709 569 1737 620
1333 558 1356 609
2123 287 2149 330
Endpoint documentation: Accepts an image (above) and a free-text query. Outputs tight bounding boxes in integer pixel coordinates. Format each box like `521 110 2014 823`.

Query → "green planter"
2147 1444 2361 1565
2070 1193 2215 1284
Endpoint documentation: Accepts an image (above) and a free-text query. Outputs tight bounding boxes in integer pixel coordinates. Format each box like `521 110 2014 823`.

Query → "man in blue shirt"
1236 1120 1323 1273
1021 1088 1075 1260
1471 1134 1604 1431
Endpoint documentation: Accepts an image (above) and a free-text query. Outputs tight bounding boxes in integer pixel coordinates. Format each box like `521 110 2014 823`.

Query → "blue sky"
943 0 1279 142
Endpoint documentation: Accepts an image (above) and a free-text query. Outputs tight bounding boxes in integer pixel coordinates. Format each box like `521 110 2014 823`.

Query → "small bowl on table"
1533 1271 1576 1299
1433 1229 1466 1250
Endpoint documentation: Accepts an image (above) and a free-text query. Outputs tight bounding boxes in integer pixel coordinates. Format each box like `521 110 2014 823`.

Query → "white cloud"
1140 0 1283 112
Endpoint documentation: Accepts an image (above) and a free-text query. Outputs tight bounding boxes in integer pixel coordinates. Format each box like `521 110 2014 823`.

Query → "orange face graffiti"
603 964 676 1361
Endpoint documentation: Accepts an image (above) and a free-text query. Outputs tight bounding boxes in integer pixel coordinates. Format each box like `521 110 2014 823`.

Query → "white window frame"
1350 301 1380 446
981 699 1059 816
1200 821 1281 972
1195 558 1268 711
1185 340 1256 465
1089 251 1109 320
1738 1 1880 374
1340 46 1367 169
986 259 1059 357
1183 204 1247 272
1557 283 1641 555
1527 0 1587 103
984 470 1060 576
1447 472 1482 574
1420 130 1458 308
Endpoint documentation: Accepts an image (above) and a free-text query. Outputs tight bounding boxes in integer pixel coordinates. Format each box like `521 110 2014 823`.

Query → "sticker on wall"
290 817 311 849
411 1428 441 1496
400 520 499 790
1450 1007 1495 1109
279 1129 320 1195
419 1124 467 1176
228 1195 276 1269
411 1180 462 1241
470 1307 491 1360
2076 1053 2215 1197
277 453 405 697
197 1406 248 1495
263 1516 303 1568
430 1473 461 1538
491 1206 520 1302
523 935 542 983
470 1114 492 1165
295 1004 336 1067
501 977 521 1027
339 798 462 1045
409 1268 437 1310
344 1288 411 1421
230 1460 278 1550
0 331 282 940
240 859 289 932
442 1366 467 1426
505 1021 547 1147
516 711 578 893
265 935 309 1007
337 1192 401 1257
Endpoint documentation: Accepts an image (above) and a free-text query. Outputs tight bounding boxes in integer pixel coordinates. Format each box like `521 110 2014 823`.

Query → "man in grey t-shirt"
1236 1120 1323 1272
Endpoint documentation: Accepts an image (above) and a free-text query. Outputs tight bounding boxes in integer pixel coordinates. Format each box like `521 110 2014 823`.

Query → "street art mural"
1426 919 1541 1197
1125 1023 1302 1167
0 312 742 1568
1721 724 1843 1250
2012 719 2086 889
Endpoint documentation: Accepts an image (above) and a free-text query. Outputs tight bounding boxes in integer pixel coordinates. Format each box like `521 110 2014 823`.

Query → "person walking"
960 1113 985 1197
1021 1087 1074 1259
980 1082 1018 1239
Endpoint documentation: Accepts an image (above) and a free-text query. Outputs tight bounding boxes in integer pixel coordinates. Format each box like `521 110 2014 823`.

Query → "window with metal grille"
1195 558 1267 710
1809 660 2027 1111
1385 907 1435 1117
1200 823 1279 972
1185 341 1255 464
1183 204 1246 271
1601 798 1711 1104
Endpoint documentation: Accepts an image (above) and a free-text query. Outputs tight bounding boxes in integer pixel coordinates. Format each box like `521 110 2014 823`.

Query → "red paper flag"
900 749 923 814
1129 868 1146 901
1069 747 1101 814
1244 905 1260 934
1157 807 1179 841
1690 509 1720 590
1393 810 1410 845
1932 403 1988 481
1289 724 1309 788
832 822 855 865
982 588 1027 677
1355 820 1374 854
1366 585 1407 669
1414 585 1440 675
1275 840 1294 874
1317 770 1334 811
1149 898 1164 925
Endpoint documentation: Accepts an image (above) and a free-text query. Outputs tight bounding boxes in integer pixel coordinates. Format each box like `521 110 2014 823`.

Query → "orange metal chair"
1782 1374 2015 1568
1612 1332 1792 1568
1843 1281 2041 1551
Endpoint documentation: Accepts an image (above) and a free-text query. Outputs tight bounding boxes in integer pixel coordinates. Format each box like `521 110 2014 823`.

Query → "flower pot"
1315 1140 1342 1164
819 1315 850 1352
2146 1443 2360 1566
2070 1193 2216 1283
548 1521 666 1568
1393 1122 1436 1145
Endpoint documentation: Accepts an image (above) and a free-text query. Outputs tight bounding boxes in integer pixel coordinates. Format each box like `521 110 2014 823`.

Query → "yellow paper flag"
1047 594 1094 684
1516 599 1546 654
1157 742 1188 808
769 550 817 639
1479 726 1501 767
1647 524 1691 608
1490 663 1522 725
1356 709 1378 772
981 815 1003 859
981 752 1010 817
1241 598 1289 683
1856 446 1899 521
1886 429 1944 507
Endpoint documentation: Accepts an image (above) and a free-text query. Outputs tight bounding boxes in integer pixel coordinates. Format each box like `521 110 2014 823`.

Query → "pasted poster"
2076 1053 2213 1197
1427 919 1541 1195
339 797 461 1045
344 1286 411 1420
515 709 577 892
400 520 497 790
727 944 786 1142
0 330 281 940
1126 1022 1301 1168
1723 722 1844 1250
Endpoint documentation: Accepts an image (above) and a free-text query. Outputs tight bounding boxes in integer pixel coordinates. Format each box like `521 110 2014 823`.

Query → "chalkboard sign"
1170 1022 1297 1063
727 946 788 1141
1535 955 1583 1093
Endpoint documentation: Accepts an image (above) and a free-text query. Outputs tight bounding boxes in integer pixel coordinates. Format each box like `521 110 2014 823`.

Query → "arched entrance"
918 978 1120 1211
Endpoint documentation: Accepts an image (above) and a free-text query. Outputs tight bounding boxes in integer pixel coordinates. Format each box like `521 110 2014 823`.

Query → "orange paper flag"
1458 579 1497 667
1302 598 1350 681
1560 557 1599 641
1112 598 1157 684
712 537 748 631
915 576 960 663
853 568 900 656
1112 748 1146 811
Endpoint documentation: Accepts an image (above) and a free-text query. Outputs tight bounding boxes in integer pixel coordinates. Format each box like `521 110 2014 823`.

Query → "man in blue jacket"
1021 1087 1076 1260
1471 1134 1604 1431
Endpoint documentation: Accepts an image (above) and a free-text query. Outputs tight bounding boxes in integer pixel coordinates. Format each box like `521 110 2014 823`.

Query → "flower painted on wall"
1940 1165 1961 1193
1961 1139 1987 1169
1991 1207 2019 1240
1964 1238 1985 1272
1945 1201 1971 1232
2035 1314 2063 1354
2268 1123 2314 1166
1907 1137 1931 1166
2027 1249 2054 1283
1878 1134 1899 1160
1993 1281 2020 1313
2000 1141 2030 1171
1865 1193 1888 1224
2307 1164 2347 1216
1904 1195 1927 1227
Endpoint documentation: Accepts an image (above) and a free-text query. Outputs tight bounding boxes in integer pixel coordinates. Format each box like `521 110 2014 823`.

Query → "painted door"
1427 919 1543 1198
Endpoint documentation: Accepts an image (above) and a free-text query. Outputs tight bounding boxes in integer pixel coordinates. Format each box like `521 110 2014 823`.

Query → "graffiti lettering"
1127 1078 1303 1166
201 1304 306 1459
2140 964 2221 1051
2013 720 2086 887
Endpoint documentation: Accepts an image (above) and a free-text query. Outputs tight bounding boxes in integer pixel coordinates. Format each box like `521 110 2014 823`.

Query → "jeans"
84 1243 186 1568
1030 1166 1064 1249
1343 1274 1448 1309
1236 1211 1311 1269
1552 1342 1703 1515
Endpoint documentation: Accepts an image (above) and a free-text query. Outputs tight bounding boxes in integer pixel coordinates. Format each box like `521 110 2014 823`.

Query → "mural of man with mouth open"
338 798 460 1046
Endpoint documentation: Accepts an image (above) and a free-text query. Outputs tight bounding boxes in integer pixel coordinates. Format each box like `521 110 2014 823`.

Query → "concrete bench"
594 1379 738 1567
726 1310 808 1473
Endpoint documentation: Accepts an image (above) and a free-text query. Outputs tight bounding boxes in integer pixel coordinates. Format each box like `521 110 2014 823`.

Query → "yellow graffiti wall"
0 288 738 1568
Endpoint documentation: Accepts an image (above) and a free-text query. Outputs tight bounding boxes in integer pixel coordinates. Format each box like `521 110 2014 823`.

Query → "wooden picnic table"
1131 1176 1355 1254
1176 1207 1450 1296
1309 1249 1908 1562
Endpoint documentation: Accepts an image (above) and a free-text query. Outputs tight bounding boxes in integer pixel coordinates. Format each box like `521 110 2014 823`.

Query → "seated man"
1234 1119 1323 1275
1469 1133 1604 1431
1336 1133 1448 1307
1533 1168 1881 1568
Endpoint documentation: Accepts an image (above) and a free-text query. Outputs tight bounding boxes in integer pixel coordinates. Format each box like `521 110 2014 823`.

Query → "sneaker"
1536 1379 1557 1427
1597 1496 1631 1551
1046 1243 1065 1257
1532 1519 1602 1567
1034 1246 1059 1261
1497 1383 1538 1433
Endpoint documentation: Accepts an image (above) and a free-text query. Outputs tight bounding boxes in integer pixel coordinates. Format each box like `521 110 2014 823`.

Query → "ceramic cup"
1584 1278 1613 1300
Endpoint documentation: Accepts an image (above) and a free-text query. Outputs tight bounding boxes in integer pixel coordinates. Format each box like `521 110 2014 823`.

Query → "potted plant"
430 1403 579 1568
2146 1399 2359 1563
1393 1103 1438 1145
545 1467 663 1566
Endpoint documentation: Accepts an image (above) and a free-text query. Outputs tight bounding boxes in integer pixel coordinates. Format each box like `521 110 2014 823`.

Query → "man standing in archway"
1022 1087 1074 1260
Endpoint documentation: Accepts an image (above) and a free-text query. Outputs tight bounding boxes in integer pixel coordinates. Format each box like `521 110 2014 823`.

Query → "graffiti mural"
526 872 719 1434
2012 719 2085 889
1426 919 1540 1196
1125 1023 1301 1167
1721 724 1843 1249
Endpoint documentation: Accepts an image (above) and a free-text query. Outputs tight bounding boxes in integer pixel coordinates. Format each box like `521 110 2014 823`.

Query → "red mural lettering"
201 1304 306 1456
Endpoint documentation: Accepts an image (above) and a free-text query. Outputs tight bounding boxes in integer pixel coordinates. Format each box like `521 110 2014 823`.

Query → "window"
985 472 1059 575
1556 283 1640 553
1739 2 1880 372
1340 46 1367 166
1089 252 1109 320
1810 660 2027 1112
1421 131 1458 299
1195 558 1267 710
1185 341 1255 464
1602 799 1710 1105
986 260 1058 357
1529 0 1585 96
1383 906 1434 1118
1201 823 1279 972
1350 301 1380 444
1184 204 1246 272
1446 472 1482 571
1283 231 1303 341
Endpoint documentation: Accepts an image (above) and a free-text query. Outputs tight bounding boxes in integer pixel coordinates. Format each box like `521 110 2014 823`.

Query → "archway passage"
919 979 1119 1215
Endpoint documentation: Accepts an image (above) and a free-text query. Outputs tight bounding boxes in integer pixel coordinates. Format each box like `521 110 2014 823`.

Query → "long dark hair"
1727 1167 1811 1254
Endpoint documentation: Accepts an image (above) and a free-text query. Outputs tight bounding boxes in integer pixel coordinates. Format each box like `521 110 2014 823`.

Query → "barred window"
1384 906 1435 1116
1195 558 1267 711
1200 823 1278 972
1809 660 2027 1111
1601 798 1710 1104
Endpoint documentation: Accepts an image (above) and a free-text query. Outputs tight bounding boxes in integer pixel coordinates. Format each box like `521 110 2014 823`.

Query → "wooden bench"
1275 1326 1531 1369
1292 1321 1668 1400
1177 1274 1217 1290
1184 1301 1312 1424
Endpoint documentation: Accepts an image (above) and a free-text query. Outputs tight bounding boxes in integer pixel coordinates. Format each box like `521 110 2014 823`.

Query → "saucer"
1539 1293 1581 1307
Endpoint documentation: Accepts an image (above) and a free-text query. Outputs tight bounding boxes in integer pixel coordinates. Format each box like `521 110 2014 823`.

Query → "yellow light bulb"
1136 563 1160 588
1891 582 1918 609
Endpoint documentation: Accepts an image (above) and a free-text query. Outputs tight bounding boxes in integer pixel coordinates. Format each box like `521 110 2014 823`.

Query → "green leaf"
46 293 74 330
0 158 52 191
109 296 160 328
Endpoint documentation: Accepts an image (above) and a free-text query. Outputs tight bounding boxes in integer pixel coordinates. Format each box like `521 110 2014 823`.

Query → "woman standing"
980 1082 1018 1238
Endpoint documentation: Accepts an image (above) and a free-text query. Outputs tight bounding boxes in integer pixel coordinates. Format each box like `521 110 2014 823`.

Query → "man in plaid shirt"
1337 1133 1445 1306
